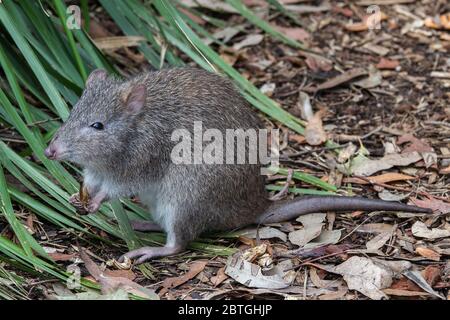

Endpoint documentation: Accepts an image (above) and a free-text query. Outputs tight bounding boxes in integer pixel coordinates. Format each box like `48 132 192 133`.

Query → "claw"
69 193 81 205
86 201 100 213
119 245 183 265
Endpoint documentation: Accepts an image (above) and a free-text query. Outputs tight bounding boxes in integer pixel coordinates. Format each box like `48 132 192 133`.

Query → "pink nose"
44 145 57 159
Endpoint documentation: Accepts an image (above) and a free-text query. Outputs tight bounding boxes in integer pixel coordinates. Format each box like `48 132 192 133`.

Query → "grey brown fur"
45 67 431 264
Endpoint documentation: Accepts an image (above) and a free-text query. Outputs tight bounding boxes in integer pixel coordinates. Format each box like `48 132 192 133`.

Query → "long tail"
256 196 432 224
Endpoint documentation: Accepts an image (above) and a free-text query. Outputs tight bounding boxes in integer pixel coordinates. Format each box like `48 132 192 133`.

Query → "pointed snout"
44 138 65 160
44 145 57 159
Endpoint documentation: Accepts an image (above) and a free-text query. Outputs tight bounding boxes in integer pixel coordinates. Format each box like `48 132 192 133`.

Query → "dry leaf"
304 55 333 72
297 91 314 121
344 173 415 185
160 260 208 295
350 152 422 176
211 267 228 287
233 34 264 51
273 25 310 42
422 266 441 286
303 230 342 249
410 196 450 214
424 13 450 30
314 68 368 92
366 232 392 253
94 36 146 51
376 58 400 70
242 243 268 262
48 252 76 262
378 189 409 202
104 269 136 281
398 134 434 152
305 110 327 146
415 247 441 261
79 246 158 300
318 287 348 300
353 65 382 89
411 221 450 239
403 270 445 300
345 11 388 32
289 224 323 247
236 226 287 242
358 223 395 234
332 256 394 300
225 253 289 289
297 213 326 226
179 0 237 13
383 288 430 297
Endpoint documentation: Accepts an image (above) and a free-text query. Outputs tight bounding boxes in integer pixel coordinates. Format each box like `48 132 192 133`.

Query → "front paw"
86 200 101 213
69 193 81 205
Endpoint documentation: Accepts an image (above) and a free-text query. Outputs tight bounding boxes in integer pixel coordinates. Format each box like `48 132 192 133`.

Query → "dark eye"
90 122 104 130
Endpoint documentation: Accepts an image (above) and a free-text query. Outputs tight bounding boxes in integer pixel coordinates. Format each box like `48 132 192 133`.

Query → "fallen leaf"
48 252 76 262
224 253 289 289
415 247 441 261
273 25 310 42
344 173 415 185
358 223 395 234
313 68 368 92
332 5 353 17
242 243 268 262
236 226 287 242
289 223 323 247
305 110 327 146
79 246 158 300
410 196 450 214
372 259 412 274
353 65 382 89
337 143 357 163
403 270 445 300
210 267 228 287
422 266 441 286
389 276 422 291
233 34 264 51
284 3 331 13
350 152 422 176
383 288 430 297
297 213 326 226
160 260 208 295
179 0 237 13
94 36 146 51
376 58 400 70
303 230 342 249
366 232 392 253
53 288 131 300
304 55 333 72
104 269 136 281
211 26 241 44
332 256 394 300
378 189 409 202
424 13 450 30
318 287 348 300
411 221 450 239
398 134 436 167
363 43 389 56
297 91 314 121
345 11 388 32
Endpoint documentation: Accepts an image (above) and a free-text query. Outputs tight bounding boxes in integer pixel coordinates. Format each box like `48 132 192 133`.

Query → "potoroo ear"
122 84 147 115
86 69 108 88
